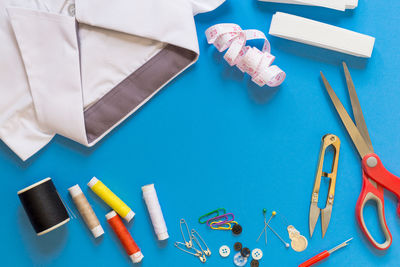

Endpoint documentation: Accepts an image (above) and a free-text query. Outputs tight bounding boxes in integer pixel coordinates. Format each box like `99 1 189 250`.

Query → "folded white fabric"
0 0 225 161
269 12 375 58
258 0 358 11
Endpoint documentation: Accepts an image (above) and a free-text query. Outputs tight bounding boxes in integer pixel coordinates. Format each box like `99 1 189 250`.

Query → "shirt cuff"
0 105 53 161
191 0 226 15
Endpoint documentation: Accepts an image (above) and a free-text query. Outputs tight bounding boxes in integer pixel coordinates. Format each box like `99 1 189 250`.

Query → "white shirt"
0 0 225 161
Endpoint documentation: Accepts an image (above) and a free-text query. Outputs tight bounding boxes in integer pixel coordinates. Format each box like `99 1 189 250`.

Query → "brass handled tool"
309 134 340 238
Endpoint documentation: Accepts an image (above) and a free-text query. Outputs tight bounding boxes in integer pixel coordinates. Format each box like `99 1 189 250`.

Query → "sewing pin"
264 211 268 245
256 210 267 242
268 224 290 248
256 210 276 243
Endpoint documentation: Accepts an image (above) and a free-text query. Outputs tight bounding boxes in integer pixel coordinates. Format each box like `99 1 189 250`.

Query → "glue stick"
88 177 134 222
106 211 143 263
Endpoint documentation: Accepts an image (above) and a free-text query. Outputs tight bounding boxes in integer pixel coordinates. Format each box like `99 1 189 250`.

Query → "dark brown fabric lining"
84 44 196 143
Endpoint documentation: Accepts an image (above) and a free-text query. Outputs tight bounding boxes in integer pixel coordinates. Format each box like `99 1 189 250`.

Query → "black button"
251 259 259 267
241 247 250 258
234 242 242 251
232 224 242 235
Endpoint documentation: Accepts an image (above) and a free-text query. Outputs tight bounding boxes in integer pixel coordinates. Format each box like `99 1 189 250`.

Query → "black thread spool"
18 178 70 236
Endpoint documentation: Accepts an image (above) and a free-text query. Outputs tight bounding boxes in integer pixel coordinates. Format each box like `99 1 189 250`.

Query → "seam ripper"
298 238 353 267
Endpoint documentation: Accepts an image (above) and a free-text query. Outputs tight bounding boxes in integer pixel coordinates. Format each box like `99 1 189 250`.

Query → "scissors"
321 62 400 250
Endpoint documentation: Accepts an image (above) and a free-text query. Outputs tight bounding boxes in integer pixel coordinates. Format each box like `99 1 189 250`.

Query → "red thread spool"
106 211 143 263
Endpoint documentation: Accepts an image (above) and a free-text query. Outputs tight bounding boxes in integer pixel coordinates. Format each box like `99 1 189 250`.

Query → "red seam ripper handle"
355 169 392 250
299 251 330 267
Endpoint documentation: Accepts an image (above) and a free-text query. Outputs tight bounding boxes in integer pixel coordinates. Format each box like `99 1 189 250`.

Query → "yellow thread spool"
88 177 135 222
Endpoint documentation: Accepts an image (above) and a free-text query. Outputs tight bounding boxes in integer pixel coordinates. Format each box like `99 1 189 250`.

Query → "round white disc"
219 245 230 257
291 235 308 252
251 248 263 260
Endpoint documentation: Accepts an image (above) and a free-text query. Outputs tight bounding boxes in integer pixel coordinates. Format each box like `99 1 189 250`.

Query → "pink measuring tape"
205 23 285 87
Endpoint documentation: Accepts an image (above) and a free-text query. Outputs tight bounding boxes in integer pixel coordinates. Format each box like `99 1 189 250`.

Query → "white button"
219 245 230 257
233 252 248 266
68 4 75 16
251 248 263 260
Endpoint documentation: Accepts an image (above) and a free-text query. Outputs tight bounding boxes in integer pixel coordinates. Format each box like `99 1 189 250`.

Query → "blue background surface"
2 0 400 266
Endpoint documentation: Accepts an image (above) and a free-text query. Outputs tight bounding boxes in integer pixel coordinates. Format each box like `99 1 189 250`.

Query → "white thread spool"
142 184 169 240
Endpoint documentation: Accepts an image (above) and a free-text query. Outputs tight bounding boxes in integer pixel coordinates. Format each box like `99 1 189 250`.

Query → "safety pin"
180 219 192 248
191 234 207 262
191 229 211 256
206 213 234 226
175 242 202 258
198 208 226 224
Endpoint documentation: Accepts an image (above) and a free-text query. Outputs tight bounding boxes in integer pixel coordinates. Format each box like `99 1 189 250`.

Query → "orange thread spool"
106 211 143 263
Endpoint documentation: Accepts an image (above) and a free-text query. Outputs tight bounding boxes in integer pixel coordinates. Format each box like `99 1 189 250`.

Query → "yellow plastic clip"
230 221 238 227
210 221 231 230
210 220 239 230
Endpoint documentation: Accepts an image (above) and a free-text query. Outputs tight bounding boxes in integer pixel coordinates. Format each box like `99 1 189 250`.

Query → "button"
68 4 75 16
219 245 230 257
234 242 242 251
240 247 250 258
251 248 263 260
234 252 248 266
250 259 259 267
232 224 242 235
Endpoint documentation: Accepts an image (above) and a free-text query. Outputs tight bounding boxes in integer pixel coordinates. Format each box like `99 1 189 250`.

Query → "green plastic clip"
198 208 226 224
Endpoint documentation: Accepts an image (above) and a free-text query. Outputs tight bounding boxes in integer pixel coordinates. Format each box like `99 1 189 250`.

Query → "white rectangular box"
258 0 357 10
268 12 375 58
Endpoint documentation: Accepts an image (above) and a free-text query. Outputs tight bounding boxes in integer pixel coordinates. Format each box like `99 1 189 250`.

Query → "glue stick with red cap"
106 211 143 263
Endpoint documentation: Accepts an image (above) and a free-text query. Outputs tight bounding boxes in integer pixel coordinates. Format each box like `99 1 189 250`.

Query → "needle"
299 238 353 267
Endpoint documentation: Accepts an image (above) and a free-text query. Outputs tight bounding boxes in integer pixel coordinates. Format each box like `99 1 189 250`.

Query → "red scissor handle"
355 153 400 250
355 172 392 250
363 153 400 203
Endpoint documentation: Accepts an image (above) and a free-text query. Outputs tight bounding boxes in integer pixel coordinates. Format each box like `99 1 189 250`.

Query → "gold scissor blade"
342 62 374 153
320 71 373 159
309 203 319 237
321 204 332 238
